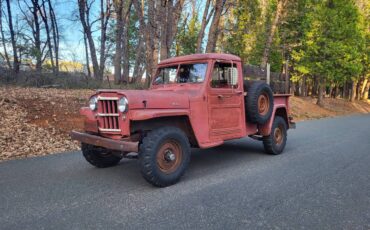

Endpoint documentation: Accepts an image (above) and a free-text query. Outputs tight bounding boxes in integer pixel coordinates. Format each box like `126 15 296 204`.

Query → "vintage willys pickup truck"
71 53 295 187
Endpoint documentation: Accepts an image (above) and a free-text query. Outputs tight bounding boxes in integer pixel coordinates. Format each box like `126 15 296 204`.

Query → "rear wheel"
82 143 122 168
263 116 287 155
139 127 190 187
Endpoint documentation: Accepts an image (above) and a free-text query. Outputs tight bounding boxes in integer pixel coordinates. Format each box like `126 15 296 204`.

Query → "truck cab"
71 53 295 187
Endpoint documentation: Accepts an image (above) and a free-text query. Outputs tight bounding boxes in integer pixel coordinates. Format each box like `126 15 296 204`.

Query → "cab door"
208 60 245 141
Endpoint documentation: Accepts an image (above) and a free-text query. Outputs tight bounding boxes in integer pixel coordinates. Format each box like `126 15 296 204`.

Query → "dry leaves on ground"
1 86 369 162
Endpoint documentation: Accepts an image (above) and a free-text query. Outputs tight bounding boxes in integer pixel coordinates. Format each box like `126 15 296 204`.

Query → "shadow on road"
87 138 267 188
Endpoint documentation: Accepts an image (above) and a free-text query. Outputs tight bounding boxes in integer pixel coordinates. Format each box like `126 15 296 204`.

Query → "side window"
211 62 238 88
153 65 178 85
178 63 207 83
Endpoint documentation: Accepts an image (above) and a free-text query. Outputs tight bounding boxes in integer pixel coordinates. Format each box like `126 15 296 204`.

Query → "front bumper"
70 131 139 153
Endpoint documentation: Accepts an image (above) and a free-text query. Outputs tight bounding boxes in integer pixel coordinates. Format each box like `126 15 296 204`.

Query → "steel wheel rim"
258 93 270 116
274 125 284 146
156 140 182 174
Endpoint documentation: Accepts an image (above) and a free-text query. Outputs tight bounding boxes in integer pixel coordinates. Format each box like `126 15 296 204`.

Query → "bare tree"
205 0 225 53
47 0 60 74
121 3 131 83
113 0 132 84
196 0 213 53
159 0 185 60
38 0 55 73
260 0 287 68
78 0 112 81
83 32 91 78
133 0 158 84
133 0 185 85
0 0 11 68
29 0 44 72
98 0 112 80
5 0 19 72
113 0 123 83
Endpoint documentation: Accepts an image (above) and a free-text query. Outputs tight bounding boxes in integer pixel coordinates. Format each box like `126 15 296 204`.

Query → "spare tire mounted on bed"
245 81 274 125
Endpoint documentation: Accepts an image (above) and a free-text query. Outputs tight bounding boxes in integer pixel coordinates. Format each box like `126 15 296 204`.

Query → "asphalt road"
1 115 370 230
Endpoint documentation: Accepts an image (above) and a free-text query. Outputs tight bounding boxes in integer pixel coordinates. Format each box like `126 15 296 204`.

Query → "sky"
2 0 209 68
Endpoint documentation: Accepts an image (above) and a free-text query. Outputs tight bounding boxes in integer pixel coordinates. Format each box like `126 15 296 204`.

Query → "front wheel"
263 116 287 155
82 143 122 168
139 127 191 187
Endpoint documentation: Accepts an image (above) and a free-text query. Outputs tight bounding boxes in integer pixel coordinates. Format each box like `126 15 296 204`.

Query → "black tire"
139 127 191 187
82 143 122 168
263 116 287 155
245 81 274 124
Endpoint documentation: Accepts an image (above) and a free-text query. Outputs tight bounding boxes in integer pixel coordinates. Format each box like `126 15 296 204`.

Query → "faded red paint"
72 53 293 151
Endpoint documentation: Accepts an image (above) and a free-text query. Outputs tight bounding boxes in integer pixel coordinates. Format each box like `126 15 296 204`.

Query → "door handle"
235 91 243 95
218 95 232 99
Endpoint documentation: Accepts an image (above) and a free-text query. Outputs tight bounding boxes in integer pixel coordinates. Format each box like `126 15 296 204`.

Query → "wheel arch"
258 106 289 136
130 115 199 147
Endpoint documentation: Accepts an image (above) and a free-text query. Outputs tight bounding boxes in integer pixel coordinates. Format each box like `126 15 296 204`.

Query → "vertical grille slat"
98 98 120 132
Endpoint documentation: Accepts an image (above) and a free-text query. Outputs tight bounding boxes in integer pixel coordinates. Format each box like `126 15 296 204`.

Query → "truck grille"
98 97 120 132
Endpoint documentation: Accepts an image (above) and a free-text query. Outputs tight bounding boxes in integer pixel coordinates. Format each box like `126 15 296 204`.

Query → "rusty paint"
74 53 293 151
70 131 138 153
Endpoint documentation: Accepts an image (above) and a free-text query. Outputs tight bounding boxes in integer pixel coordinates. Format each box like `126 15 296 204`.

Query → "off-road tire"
263 116 287 155
245 81 274 124
82 143 122 168
139 127 191 187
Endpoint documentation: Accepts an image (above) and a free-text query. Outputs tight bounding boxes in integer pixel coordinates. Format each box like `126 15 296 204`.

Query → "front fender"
129 109 190 121
80 107 99 133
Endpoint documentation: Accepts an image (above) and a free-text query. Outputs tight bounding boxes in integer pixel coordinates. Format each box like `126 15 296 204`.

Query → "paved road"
1 115 370 230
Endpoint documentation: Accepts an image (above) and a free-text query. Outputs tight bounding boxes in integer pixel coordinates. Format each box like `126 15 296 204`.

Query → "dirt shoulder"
1 86 369 161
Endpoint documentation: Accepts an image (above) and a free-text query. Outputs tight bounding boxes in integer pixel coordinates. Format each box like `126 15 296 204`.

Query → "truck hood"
97 89 190 109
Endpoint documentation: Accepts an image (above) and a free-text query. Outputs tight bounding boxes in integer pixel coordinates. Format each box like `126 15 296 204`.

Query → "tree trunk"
98 0 111 81
33 1 42 72
301 76 307 96
260 0 286 68
83 33 91 79
312 76 319 96
47 0 59 75
196 0 212 53
0 0 11 69
5 0 19 73
334 85 340 98
360 78 368 100
356 78 363 100
350 80 357 102
132 37 145 83
39 2 55 74
327 83 332 98
362 81 369 100
159 4 168 60
205 0 224 53
316 77 324 106
159 0 184 60
113 0 123 84
78 0 100 80
122 4 131 83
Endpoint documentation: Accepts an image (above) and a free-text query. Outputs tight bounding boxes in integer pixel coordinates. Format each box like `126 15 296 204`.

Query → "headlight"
118 97 129 113
89 96 98 111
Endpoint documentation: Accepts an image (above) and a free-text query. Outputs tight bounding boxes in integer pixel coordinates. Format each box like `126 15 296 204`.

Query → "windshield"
153 63 208 85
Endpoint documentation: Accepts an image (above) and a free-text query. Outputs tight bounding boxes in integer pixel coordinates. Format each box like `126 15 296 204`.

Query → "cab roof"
159 53 241 65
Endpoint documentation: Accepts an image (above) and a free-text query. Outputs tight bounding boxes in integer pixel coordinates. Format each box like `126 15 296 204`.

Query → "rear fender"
258 106 289 136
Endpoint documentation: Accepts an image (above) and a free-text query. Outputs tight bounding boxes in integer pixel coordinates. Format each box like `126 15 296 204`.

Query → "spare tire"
245 81 274 124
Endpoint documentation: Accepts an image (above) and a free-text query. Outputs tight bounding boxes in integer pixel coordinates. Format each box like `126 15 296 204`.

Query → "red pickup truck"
71 53 295 187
